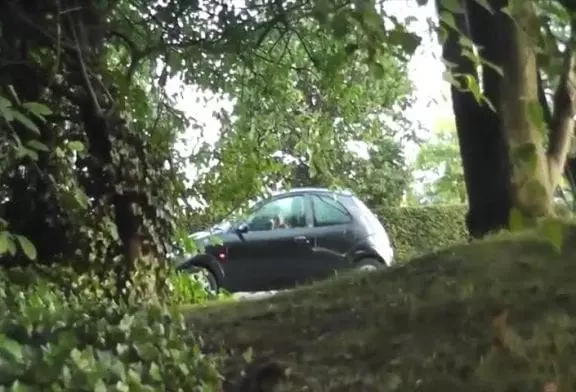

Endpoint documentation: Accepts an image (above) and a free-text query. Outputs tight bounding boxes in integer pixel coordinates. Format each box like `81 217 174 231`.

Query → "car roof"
274 187 355 197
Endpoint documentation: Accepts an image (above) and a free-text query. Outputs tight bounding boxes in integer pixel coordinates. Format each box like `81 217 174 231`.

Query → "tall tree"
431 0 576 237
192 19 415 219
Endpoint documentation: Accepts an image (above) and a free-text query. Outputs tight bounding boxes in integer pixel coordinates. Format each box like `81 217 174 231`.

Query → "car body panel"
302 223 353 280
220 226 319 291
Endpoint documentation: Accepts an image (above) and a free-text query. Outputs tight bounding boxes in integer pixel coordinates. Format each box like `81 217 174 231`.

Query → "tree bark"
438 0 513 238
495 0 553 218
546 19 576 194
440 0 576 230
486 0 575 219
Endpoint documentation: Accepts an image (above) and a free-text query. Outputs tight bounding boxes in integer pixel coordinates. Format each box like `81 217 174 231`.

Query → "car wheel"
188 266 219 295
354 258 384 273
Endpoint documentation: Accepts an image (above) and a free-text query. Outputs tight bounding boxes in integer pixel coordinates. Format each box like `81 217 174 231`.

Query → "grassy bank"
188 227 576 391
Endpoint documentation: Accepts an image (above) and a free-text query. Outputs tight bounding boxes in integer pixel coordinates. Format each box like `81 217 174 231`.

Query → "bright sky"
168 0 453 175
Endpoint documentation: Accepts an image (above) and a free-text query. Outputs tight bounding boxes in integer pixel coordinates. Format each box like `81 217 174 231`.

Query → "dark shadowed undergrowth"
188 225 576 391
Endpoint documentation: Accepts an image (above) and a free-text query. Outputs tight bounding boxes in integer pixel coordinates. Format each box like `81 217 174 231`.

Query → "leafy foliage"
379 205 468 262
167 270 230 303
337 138 410 210
0 94 57 262
411 117 466 205
192 19 414 221
0 269 221 390
0 0 424 298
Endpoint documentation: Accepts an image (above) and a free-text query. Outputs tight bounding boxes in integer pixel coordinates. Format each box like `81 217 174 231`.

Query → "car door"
222 194 316 291
305 193 358 280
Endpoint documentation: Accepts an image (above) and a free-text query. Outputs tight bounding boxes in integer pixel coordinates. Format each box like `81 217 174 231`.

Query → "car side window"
247 196 307 231
311 195 352 226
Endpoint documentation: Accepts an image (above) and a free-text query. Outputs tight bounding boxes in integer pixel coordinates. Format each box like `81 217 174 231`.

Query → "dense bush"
378 205 468 262
168 270 231 303
0 269 222 391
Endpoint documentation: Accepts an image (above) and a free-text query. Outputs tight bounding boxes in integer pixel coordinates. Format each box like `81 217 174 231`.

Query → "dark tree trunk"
0 1 72 263
566 158 576 210
438 0 513 238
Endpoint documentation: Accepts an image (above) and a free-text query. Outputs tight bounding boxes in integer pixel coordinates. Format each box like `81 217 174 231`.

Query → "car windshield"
206 201 263 232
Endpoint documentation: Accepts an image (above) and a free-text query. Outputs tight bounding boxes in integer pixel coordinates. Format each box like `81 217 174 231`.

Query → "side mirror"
236 222 249 234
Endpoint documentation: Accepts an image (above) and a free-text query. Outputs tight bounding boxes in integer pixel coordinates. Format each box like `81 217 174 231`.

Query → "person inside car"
271 213 291 229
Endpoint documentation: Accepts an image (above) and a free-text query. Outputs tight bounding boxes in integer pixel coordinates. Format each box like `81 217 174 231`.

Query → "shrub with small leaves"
167 270 216 304
378 205 468 262
0 270 223 391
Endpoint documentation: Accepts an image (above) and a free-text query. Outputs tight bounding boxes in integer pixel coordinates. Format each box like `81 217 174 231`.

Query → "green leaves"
0 96 13 121
440 0 463 13
386 27 421 58
331 11 349 38
0 231 36 260
539 218 565 252
195 13 414 218
0 334 24 362
411 119 466 205
472 0 494 13
67 141 85 152
0 272 222 390
379 205 469 262
439 11 458 31
15 235 37 260
508 207 526 232
11 109 40 135
0 231 13 255
22 102 52 117
509 208 566 253
0 96 51 135
26 140 49 152
463 74 483 103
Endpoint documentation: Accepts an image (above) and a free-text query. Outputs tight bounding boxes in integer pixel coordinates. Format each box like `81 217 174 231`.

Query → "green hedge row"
378 205 469 262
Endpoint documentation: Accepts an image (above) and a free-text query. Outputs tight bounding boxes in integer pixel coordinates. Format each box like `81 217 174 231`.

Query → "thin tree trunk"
492 0 575 219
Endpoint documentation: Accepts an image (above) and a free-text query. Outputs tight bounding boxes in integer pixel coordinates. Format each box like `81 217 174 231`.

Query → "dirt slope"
188 228 576 391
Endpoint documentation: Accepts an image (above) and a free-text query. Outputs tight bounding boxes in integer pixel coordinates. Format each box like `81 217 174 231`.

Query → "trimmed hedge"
378 205 469 262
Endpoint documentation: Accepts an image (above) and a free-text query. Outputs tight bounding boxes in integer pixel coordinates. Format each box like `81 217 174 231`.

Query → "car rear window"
350 196 386 232
311 194 352 226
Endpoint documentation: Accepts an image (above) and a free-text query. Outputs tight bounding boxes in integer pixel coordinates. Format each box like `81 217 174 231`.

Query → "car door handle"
294 236 311 245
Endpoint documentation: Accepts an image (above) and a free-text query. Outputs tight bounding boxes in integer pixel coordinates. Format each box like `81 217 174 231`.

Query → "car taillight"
217 248 228 262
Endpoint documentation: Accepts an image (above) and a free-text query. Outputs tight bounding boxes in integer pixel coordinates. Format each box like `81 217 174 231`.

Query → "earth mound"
188 228 576 391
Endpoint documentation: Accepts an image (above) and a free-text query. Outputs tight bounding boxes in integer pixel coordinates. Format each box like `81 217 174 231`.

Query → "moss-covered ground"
187 227 576 391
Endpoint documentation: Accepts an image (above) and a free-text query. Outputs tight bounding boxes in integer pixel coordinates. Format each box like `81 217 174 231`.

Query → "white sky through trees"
167 0 452 182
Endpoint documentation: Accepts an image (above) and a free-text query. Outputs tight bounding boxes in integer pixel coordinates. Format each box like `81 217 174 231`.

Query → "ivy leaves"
0 92 54 262
0 228 37 261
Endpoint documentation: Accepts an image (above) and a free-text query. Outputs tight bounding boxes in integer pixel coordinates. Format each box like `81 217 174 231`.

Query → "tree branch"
107 30 144 82
68 15 116 115
546 20 576 187
69 17 103 115
537 68 553 130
